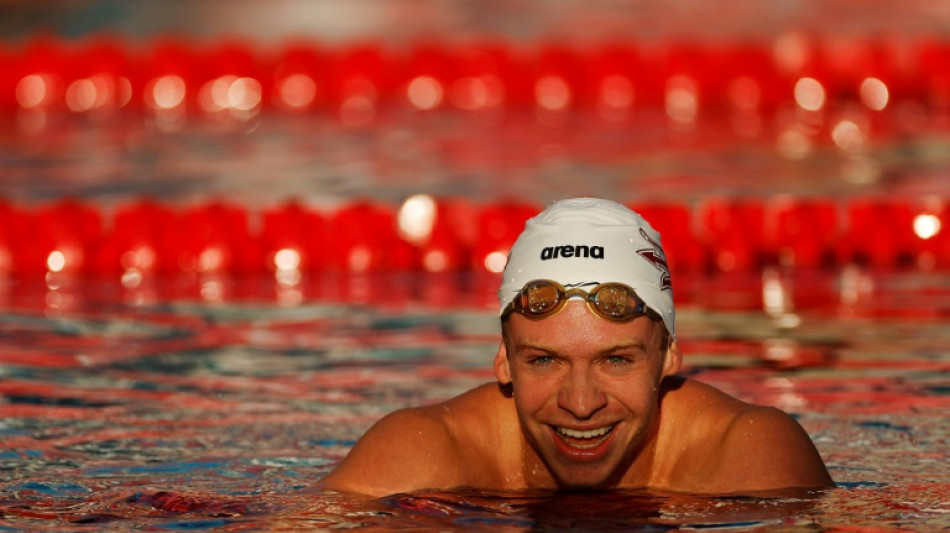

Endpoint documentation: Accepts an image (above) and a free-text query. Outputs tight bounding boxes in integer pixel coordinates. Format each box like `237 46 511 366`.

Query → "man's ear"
662 340 683 377
493 341 511 385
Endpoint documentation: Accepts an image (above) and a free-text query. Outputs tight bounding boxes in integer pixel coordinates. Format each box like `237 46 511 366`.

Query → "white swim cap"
498 198 675 338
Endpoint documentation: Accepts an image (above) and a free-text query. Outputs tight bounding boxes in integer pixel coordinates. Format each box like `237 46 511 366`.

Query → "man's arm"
710 406 833 493
317 407 466 497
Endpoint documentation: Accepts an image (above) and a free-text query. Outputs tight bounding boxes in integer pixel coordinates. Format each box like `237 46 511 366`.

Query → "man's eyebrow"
513 342 557 354
600 341 649 355
512 341 650 355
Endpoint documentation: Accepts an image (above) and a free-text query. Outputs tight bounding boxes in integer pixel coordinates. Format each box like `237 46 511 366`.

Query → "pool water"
2 31 950 527
0 267 947 530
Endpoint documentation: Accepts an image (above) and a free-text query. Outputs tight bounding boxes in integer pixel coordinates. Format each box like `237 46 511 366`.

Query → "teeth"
556 425 613 439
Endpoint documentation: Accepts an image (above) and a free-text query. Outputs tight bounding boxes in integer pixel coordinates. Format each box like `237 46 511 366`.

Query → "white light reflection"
201 76 262 115
274 248 303 287
423 250 447 272
763 341 797 363
340 96 375 127
665 75 699 127
859 77 889 111
840 157 881 185
794 77 825 112
407 76 443 110
47 250 66 273
535 76 571 112
147 75 186 110
232 77 261 111
448 75 504 110
348 246 372 272
840 264 873 307
715 250 736 272
274 248 301 271
201 277 224 303
776 314 802 329
121 268 143 289
65 74 116 113
776 127 812 160
45 289 65 309
484 251 507 273
124 283 158 308
117 77 132 107
773 32 809 75
764 374 807 411
198 247 224 273
276 74 317 109
831 119 866 154
397 194 436 245
16 74 52 108
340 79 377 128
762 267 791 317
121 246 156 271
45 268 75 313
275 269 302 287
598 75 634 120
203 75 233 112
914 213 941 240
45 271 63 291
277 283 303 306
347 274 372 304
16 76 46 108
66 78 98 112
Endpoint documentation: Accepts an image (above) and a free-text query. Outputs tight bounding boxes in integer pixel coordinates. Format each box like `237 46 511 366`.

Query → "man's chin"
555 478 614 492
549 463 618 490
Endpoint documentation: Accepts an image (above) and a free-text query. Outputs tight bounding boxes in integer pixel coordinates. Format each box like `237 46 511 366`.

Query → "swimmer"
319 198 833 496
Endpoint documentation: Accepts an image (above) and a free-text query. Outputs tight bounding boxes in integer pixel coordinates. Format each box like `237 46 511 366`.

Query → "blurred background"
1 0 949 276
3 0 950 43
0 3 949 531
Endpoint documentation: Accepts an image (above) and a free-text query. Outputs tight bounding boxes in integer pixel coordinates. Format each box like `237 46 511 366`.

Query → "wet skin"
318 301 833 496
494 300 680 489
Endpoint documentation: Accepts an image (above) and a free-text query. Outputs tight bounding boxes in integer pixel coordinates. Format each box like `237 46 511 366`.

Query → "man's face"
495 300 680 489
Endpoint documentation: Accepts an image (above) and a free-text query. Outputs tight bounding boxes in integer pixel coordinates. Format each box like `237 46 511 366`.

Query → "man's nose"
557 366 607 419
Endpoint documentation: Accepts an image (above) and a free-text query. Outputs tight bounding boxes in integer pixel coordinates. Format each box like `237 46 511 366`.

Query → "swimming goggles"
501 279 662 323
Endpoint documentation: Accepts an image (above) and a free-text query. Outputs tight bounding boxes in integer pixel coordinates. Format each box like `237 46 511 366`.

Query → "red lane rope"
2 38 948 276
1 36 948 116
0 196 947 277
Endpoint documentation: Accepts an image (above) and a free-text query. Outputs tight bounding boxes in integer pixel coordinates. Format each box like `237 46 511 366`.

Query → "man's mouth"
554 425 614 448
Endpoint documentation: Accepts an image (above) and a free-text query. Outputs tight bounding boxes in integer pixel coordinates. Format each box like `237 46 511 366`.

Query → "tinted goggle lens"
592 284 635 318
523 282 560 314
504 280 656 322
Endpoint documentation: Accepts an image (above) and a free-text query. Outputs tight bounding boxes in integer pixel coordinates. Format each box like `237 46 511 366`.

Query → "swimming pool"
1 35 950 530
0 265 947 530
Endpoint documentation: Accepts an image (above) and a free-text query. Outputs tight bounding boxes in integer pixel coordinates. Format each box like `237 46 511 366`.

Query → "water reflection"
383 488 824 531
0 271 946 530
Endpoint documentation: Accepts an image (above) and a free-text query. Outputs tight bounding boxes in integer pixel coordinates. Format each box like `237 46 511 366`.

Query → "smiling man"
319 198 833 496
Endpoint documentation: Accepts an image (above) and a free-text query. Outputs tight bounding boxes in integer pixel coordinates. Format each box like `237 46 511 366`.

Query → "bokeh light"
794 77 825 112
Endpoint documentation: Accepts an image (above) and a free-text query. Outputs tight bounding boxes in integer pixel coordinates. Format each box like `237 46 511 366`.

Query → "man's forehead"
502 304 662 347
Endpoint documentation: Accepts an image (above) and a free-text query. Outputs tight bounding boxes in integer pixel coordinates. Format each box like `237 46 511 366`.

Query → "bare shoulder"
318 403 464 496
660 378 833 493
318 384 510 497
714 403 833 491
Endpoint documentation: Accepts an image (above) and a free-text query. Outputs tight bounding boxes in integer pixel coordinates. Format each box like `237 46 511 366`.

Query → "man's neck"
520 433 558 489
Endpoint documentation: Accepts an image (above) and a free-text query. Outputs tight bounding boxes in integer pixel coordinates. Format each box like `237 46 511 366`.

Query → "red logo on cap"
636 228 672 292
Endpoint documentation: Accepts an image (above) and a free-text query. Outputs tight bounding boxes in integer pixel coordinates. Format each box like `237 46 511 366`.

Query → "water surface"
0 271 947 530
